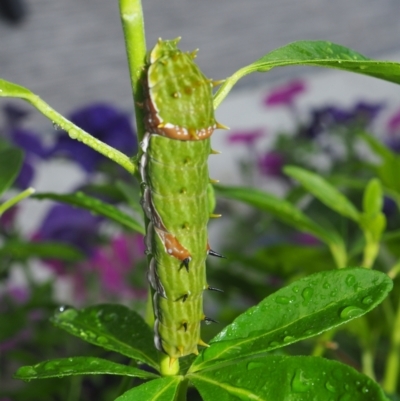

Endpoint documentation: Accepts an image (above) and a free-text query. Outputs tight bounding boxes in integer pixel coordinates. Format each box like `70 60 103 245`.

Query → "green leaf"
214 40 400 108
360 133 400 194
216 185 337 244
14 356 158 380
189 355 389 401
0 147 24 197
215 185 347 267
190 268 392 372
115 376 183 401
33 192 145 234
51 304 159 370
0 240 84 262
284 166 360 222
363 178 383 216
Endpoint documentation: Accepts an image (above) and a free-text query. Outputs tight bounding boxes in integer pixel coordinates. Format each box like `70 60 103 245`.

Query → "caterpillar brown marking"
139 37 225 361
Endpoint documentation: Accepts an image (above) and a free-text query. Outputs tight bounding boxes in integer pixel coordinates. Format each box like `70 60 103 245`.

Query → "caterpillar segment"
140 38 226 360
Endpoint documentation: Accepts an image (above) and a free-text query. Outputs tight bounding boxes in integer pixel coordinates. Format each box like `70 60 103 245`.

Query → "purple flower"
47 103 137 173
263 79 306 108
14 159 34 188
257 151 285 177
85 234 146 299
227 129 265 147
383 196 398 217
293 232 320 246
0 204 19 230
12 127 47 158
303 102 384 138
385 137 400 153
32 204 103 274
2 103 30 126
387 108 400 134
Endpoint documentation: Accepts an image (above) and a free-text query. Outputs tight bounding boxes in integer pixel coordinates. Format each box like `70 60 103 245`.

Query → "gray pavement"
1 0 400 115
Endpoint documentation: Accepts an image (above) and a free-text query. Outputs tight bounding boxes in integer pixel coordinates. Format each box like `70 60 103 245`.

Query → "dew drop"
104 313 117 322
283 335 295 343
52 122 62 131
247 361 266 371
269 341 280 348
323 282 331 289
301 287 314 306
56 305 72 314
325 381 336 393
97 336 109 344
18 366 37 377
345 274 356 286
55 306 78 320
361 386 369 394
68 129 79 140
340 306 364 319
292 286 299 294
291 369 312 393
44 361 60 371
362 296 373 305
276 295 290 304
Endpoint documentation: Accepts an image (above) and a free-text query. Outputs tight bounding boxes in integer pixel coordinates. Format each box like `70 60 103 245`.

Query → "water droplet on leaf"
291 369 312 393
97 336 109 344
276 296 290 304
362 296 373 305
68 129 79 140
340 306 364 319
247 361 266 371
345 274 356 286
325 381 336 393
283 335 295 343
301 287 313 306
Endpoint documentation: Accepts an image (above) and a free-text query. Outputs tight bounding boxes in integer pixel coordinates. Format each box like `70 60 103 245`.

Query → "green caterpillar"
139 38 225 362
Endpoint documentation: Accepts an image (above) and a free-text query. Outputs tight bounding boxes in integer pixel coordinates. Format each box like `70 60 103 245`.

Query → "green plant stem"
312 329 334 357
66 376 82 401
361 236 379 269
388 259 400 279
175 378 189 401
213 66 259 110
361 347 376 380
383 296 400 394
159 353 180 377
119 0 147 143
0 187 35 215
329 242 347 269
